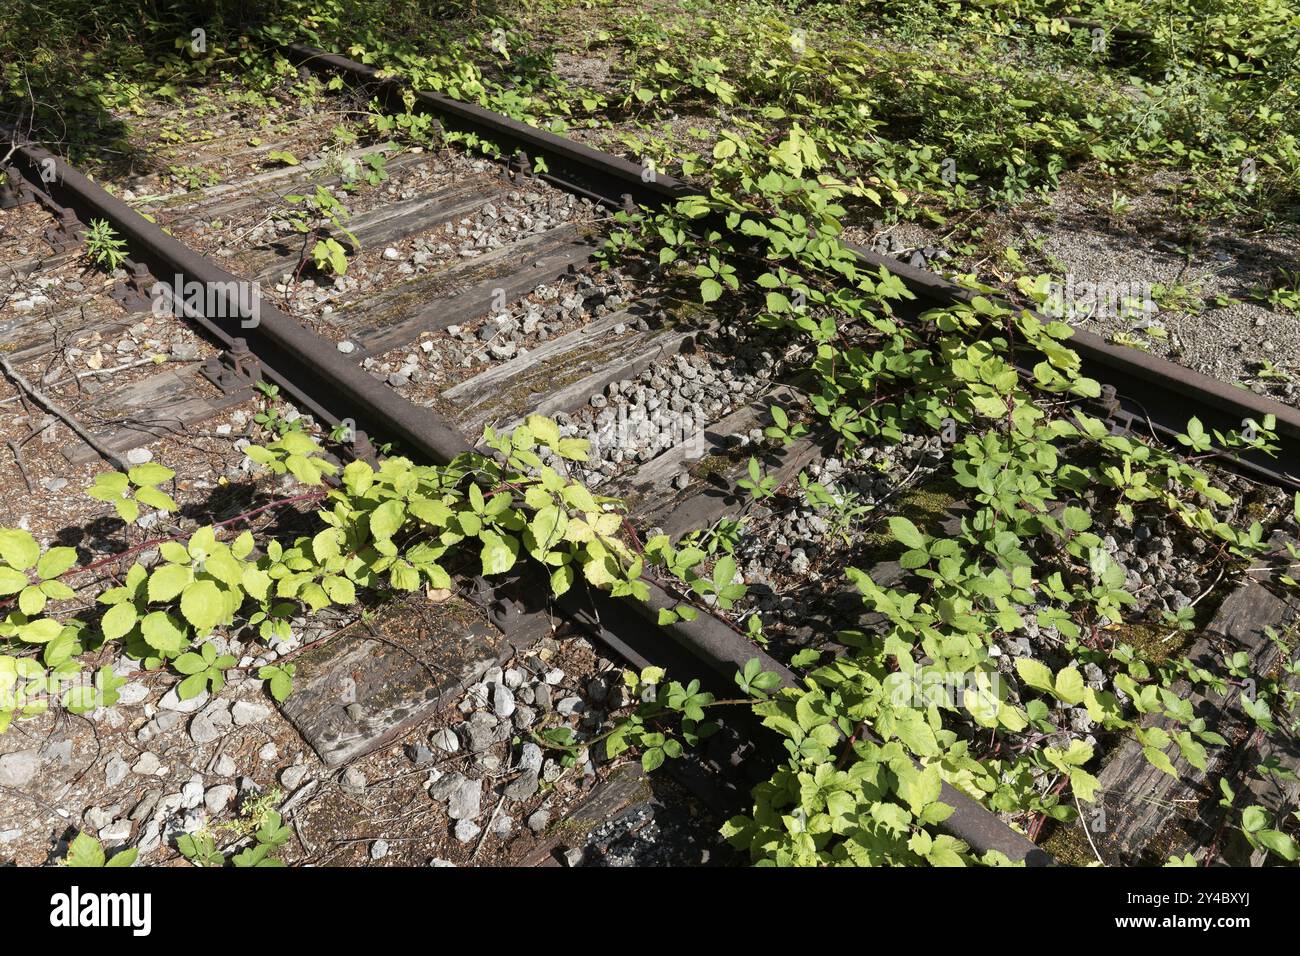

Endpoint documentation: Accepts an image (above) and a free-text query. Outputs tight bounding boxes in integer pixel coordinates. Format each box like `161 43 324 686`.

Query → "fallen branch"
0 351 129 471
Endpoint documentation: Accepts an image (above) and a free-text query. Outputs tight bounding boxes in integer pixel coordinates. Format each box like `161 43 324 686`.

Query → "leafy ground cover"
2 0 1298 867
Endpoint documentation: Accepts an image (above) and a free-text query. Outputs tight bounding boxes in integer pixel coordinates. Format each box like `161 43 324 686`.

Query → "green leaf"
128 462 175 487
141 611 187 655
148 563 192 603
0 566 27 595
699 278 723 303
369 499 405 541
1015 658 1054 694
101 601 139 640
480 532 519 576
1054 667 1085 705
65 832 106 867
35 547 77 580
888 516 925 549
180 580 224 633
0 529 39 570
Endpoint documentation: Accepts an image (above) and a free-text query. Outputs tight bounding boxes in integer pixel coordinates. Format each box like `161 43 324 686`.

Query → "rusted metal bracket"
109 259 154 312
43 206 84 253
506 149 533 183
0 165 36 209
1089 383 1144 438
201 337 262 394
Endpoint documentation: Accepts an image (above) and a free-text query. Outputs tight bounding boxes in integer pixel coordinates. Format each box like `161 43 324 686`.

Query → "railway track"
1 43 1297 867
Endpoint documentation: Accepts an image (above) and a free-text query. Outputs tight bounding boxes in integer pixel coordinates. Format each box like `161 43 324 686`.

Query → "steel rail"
286 42 1300 489
6 114 1046 865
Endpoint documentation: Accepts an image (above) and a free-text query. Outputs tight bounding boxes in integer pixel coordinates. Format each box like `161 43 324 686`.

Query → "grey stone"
280 763 309 790
159 686 207 713
258 742 278 761
518 742 543 774
0 749 43 785
104 754 130 787
513 704 537 731
462 711 507 752
447 777 482 821
429 727 460 754
99 819 132 843
429 771 465 803
342 767 367 791
562 846 585 867
84 806 114 831
534 682 552 712
406 743 435 766
213 754 237 777
132 752 161 775
370 839 390 860
125 447 153 465
204 785 235 814
504 770 539 802
491 814 513 838
137 820 162 855
429 857 456 867
556 696 585 716
527 809 550 833
453 819 481 843
189 711 221 745
116 682 149 706
232 700 272 726
130 790 161 822
492 684 516 719
181 778 205 810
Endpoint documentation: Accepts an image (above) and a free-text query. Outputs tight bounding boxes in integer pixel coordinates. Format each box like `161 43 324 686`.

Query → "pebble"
99 820 132 843
504 770 540 802
453 819 481 843
125 447 153 465
370 839 390 861
181 778 205 810
513 704 537 730
556 696 585 716
189 711 221 745
116 682 149 706
429 727 460 753
492 684 516 719
518 742 543 774
213 754 237 777
406 743 435 766
0 749 41 787
342 767 367 791
337 340 356 354
132 752 162 776
258 742 278 761
232 700 272 726
159 686 207 713
280 763 309 790
462 711 507 752
527 809 550 833
447 777 482 821
85 806 114 831
204 784 235 814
